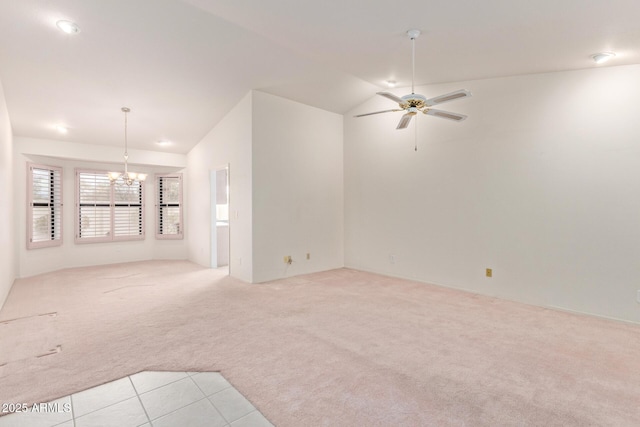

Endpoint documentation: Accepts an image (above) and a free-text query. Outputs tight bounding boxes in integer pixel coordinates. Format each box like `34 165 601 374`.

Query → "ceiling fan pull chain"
415 118 418 151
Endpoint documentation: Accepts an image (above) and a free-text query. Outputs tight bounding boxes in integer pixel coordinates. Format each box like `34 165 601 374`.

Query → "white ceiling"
1 0 639 154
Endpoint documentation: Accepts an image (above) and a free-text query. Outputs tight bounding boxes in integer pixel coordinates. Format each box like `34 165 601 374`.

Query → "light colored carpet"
0 260 639 426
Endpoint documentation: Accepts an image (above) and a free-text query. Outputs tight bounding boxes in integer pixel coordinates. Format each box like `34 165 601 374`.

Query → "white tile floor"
0 371 274 427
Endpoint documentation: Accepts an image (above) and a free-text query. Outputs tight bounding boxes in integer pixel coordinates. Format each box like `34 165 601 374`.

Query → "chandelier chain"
124 109 128 158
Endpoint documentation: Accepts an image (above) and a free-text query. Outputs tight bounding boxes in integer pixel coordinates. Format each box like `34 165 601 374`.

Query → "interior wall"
0 78 15 309
252 91 343 283
345 64 640 324
14 137 188 277
186 92 253 282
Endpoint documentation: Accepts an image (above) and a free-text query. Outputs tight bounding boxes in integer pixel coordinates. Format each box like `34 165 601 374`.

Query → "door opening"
210 166 230 273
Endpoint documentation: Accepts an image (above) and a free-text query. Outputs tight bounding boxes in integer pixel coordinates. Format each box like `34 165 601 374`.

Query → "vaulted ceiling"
1 0 639 153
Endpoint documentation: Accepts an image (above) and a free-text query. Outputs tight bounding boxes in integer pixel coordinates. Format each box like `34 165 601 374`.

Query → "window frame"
75 168 145 244
155 173 183 240
27 163 63 249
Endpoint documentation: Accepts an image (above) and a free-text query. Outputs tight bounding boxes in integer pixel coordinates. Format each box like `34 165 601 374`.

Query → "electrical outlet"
389 254 396 264
283 256 292 264
486 268 492 278
306 253 310 260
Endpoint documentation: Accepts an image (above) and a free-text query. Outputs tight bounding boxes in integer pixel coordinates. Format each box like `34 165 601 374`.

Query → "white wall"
0 79 15 309
186 90 343 284
252 91 343 283
15 137 188 277
345 64 640 324
187 92 253 282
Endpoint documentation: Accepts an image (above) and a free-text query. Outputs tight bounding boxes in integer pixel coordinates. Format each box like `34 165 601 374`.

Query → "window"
27 163 63 249
76 169 144 242
156 174 183 239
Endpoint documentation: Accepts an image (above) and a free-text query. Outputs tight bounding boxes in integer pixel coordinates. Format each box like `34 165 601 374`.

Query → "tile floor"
0 371 274 427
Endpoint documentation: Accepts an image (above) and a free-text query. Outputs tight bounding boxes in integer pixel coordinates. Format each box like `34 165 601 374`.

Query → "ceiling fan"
355 29 471 133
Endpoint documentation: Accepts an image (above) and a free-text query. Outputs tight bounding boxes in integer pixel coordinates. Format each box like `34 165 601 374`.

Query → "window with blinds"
27 163 63 249
156 174 183 239
76 169 144 243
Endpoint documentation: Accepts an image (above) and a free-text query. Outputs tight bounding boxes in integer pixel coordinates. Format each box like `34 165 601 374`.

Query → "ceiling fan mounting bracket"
407 29 421 40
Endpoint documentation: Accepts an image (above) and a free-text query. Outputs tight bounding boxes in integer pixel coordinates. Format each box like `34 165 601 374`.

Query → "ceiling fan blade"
425 89 472 107
354 109 403 118
397 112 416 129
424 109 467 122
377 92 407 106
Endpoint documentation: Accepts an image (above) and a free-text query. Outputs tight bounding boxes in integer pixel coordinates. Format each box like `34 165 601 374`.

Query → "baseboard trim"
343 263 640 327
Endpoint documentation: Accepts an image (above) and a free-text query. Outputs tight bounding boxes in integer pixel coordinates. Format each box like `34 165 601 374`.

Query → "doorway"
210 166 230 273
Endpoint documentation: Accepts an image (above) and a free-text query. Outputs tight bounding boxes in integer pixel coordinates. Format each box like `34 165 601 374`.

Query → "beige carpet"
0 260 639 426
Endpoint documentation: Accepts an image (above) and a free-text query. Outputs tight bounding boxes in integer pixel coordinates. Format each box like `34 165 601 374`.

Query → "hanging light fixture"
108 107 147 185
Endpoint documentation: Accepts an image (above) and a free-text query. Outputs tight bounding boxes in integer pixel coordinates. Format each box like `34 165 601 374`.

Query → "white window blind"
156 174 183 239
76 170 144 243
27 163 63 249
114 182 144 238
78 171 111 240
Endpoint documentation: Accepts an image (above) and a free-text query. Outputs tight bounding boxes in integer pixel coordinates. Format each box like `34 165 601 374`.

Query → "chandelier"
108 107 147 185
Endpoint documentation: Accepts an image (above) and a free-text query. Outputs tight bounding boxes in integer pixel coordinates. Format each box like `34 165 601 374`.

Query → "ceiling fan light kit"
355 29 472 149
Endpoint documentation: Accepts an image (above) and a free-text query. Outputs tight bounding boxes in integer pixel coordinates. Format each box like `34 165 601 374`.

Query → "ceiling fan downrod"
407 29 420 95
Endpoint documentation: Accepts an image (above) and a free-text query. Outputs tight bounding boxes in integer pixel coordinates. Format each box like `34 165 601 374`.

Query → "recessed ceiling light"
386 80 397 88
591 52 615 64
56 20 80 34
156 140 172 146
55 125 68 134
